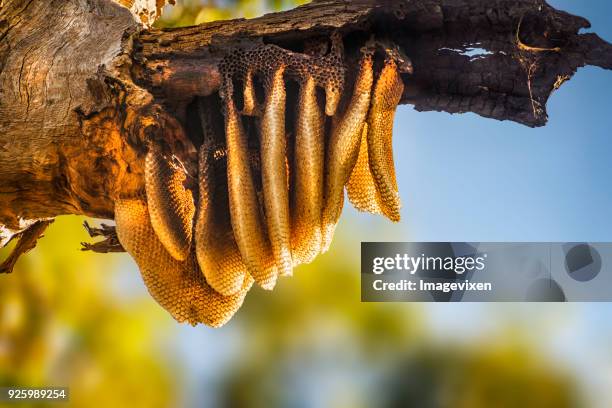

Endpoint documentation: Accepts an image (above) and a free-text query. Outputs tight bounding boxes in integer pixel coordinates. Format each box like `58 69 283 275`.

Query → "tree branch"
0 220 53 273
0 0 610 244
133 0 612 127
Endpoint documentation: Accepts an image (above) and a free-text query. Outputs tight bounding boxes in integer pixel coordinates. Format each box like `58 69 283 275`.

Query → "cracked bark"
0 0 611 247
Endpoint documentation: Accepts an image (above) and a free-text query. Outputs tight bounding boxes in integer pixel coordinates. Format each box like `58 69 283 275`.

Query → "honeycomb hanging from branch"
114 34 412 326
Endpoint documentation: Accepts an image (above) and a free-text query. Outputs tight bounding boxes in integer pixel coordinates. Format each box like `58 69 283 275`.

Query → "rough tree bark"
0 0 611 248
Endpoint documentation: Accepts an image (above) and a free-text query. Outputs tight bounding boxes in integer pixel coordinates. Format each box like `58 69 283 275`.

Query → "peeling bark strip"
0 219 53 273
114 0 175 27
0 2 610 288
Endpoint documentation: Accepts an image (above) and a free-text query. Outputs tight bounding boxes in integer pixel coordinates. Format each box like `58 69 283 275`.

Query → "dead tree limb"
0 0 611 248
0 219 53 273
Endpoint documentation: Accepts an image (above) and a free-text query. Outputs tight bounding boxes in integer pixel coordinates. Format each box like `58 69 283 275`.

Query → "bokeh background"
1 0 611 407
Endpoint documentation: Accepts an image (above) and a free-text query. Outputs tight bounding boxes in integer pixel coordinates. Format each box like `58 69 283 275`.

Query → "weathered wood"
133 0 612 126
0 0 142 231
0 0 611 249
80 220 124 253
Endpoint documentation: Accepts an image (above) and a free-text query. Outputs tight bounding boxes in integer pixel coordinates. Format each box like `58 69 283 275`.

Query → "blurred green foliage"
0 217 177 407
0 216 584 408
155 0 310 28
220 234 583 408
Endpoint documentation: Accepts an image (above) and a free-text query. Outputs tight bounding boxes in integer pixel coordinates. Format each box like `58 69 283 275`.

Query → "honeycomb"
116 35 410 326
115 199 252 327
144 145 195 261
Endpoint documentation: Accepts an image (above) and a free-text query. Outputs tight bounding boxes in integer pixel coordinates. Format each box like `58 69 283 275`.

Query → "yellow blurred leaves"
155 0 311 28
0 216 176 408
